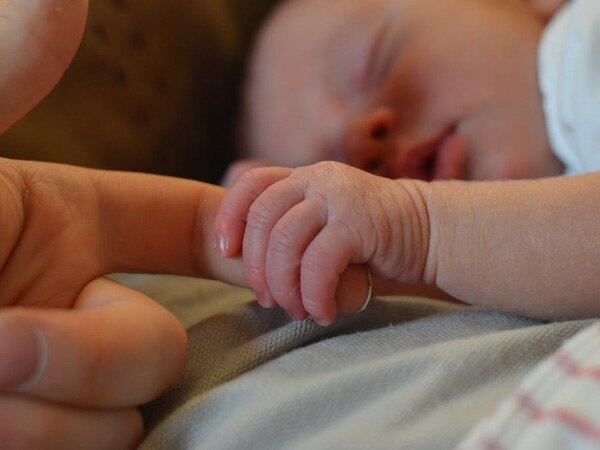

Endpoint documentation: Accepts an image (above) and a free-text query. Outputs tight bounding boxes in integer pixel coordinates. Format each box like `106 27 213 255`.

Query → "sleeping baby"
215 0 600 325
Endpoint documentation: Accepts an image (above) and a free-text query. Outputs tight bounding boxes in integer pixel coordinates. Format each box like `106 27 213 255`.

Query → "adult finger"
1 160 246 308
0 278 187 407
0 395 141 450
89 166 245 284
0 0 88 133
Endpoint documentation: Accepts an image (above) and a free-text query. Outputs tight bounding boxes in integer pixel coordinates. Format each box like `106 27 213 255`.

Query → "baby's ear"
525 0 566 23
221 159 273 188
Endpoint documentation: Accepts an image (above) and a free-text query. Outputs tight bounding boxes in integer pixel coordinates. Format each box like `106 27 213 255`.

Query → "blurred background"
0 0 277 184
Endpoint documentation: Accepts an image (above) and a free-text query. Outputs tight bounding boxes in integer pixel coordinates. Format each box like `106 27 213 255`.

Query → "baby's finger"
215 166 292 257
300 227 356 325
266 199 327 320
0 278 187 407
0 395 141 450
244 180 306 308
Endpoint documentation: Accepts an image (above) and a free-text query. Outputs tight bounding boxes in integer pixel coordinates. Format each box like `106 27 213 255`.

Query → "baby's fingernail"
314 316 334 327
256 290 275 309
0 319 47 390
215 234 229 256
262 292 276 308
255 290 266 307
291 309 308 322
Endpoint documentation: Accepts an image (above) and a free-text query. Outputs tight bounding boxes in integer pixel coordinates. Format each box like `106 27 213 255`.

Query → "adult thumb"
0 0 88 134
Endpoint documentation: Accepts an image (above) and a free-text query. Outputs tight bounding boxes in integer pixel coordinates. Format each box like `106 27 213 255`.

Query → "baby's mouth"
393 126 467 181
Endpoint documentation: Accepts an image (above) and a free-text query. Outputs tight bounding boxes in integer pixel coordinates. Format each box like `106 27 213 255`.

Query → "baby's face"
243 0 564 180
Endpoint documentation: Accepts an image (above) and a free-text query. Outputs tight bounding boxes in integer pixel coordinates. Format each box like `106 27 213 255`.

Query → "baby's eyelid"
364 19 393 90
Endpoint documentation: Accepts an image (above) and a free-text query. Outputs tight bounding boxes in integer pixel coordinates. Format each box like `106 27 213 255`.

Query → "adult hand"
0 155 253 449
0 1 205 448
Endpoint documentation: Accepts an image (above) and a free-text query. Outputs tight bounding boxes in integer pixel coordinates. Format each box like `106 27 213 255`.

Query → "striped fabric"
458 321 600 449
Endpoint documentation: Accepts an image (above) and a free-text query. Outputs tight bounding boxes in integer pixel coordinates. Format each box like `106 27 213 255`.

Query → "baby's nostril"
370 123 388 141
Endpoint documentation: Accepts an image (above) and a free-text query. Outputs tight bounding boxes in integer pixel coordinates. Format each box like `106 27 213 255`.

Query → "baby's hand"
215 162 432 325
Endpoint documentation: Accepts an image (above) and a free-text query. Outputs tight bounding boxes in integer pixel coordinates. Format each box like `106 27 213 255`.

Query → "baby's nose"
340 108 396 174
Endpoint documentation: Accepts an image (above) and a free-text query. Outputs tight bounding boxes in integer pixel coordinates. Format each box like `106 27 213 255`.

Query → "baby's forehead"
255 0 380 71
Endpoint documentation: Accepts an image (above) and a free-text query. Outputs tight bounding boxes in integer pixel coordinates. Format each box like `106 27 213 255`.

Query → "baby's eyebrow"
319 9 390 99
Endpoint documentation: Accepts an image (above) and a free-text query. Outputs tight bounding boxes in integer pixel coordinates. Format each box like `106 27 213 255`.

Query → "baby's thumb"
0 0 88 134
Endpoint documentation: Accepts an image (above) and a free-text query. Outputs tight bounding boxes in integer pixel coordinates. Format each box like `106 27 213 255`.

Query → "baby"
215 0 600 325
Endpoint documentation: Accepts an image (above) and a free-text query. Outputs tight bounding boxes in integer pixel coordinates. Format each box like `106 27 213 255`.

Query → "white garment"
538 0 600 175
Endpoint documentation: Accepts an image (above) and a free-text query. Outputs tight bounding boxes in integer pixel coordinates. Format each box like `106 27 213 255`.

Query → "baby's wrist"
383 178 436 285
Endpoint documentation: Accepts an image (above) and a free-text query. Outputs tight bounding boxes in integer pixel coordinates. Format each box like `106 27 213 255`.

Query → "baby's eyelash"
364 19 393 89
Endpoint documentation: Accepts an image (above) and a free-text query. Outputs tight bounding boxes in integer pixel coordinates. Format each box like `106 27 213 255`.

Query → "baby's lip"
390 127 467 181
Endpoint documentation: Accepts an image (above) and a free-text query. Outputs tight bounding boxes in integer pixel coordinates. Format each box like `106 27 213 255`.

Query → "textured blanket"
120 275 593 449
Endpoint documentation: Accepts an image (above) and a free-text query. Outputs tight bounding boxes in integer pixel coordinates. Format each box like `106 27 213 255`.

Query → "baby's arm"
426 172 600 319
216 162 600 323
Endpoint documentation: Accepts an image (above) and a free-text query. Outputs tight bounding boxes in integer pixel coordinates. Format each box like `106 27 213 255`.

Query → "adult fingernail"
0 319 47 390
